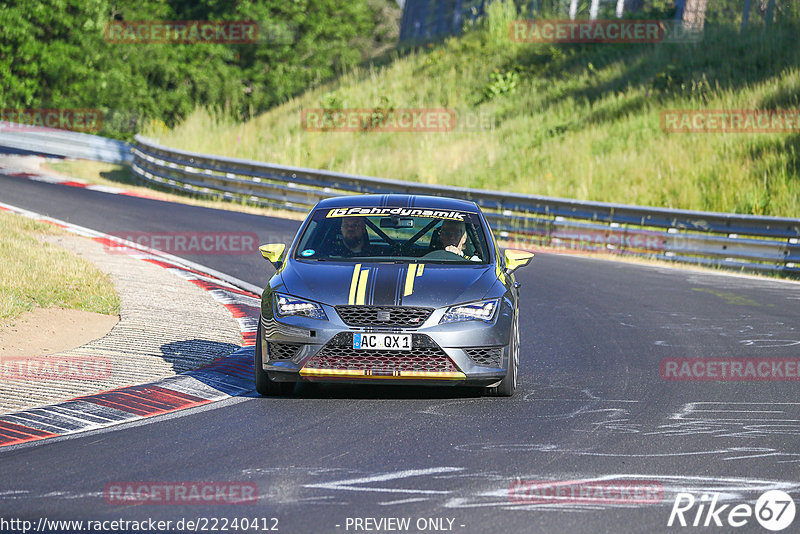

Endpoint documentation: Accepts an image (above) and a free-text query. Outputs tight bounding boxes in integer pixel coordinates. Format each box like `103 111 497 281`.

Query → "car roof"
314 194 480 212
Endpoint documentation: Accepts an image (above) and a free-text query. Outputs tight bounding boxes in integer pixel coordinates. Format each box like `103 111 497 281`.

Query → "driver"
330 216 376 257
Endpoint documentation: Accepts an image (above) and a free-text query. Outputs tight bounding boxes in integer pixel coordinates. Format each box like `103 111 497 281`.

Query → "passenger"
438 219 468 257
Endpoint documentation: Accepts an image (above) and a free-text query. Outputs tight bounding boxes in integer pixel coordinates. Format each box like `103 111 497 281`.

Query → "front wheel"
487 309 518 397
254 320 294 396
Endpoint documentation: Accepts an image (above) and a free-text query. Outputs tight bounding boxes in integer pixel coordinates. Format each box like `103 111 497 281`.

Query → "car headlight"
439 299 499 324
275 293 327 320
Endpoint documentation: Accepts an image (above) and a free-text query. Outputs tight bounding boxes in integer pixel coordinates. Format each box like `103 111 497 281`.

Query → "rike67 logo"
668 491 796 531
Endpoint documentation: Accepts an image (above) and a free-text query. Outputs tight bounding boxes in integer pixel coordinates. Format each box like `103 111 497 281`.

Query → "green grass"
0 211 120 326
144 3 800 217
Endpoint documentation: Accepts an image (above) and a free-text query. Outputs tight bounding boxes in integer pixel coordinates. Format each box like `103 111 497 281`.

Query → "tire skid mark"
229 465 800 513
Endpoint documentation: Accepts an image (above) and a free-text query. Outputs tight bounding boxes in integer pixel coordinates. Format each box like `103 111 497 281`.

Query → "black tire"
487 309 518 397
254 320 294 396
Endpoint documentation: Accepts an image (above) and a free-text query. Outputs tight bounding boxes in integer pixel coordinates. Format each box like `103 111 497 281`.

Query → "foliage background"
0 0 400 138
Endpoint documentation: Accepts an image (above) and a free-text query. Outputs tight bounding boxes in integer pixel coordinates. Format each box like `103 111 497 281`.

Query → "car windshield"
293 207 491 263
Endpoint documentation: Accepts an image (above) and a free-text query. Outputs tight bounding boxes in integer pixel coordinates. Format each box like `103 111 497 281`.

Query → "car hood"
279 260 500 307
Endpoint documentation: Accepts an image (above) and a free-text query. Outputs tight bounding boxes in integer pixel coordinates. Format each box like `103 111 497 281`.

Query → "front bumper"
260 300 514 387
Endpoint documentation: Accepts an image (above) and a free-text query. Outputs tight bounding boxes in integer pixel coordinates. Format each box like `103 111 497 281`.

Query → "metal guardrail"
131 135 800 274
0 124 132 164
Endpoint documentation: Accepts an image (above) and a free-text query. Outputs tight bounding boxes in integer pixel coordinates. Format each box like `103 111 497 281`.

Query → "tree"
681 0 708 31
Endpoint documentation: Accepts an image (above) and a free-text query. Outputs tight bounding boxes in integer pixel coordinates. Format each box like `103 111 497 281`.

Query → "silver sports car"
255 194 533 396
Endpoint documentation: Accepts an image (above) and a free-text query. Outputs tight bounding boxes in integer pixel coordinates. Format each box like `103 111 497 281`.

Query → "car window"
293 207 491 263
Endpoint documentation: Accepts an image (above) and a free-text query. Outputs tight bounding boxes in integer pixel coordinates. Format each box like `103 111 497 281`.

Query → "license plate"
353 333 412 351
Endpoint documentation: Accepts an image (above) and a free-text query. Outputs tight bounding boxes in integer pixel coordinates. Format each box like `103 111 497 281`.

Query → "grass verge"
0 210 120 327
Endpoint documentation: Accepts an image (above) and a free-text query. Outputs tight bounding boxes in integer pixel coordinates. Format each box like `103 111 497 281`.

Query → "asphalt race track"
1 173 799 533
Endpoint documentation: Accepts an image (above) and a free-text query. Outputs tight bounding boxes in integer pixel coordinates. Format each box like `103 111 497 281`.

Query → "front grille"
335 306 433 327
303 333 458 374
267 342 302 361
464 347 503 367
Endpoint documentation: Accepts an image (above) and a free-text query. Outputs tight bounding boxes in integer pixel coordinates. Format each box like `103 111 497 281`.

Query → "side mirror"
260 243 286 269
504 249 534 274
